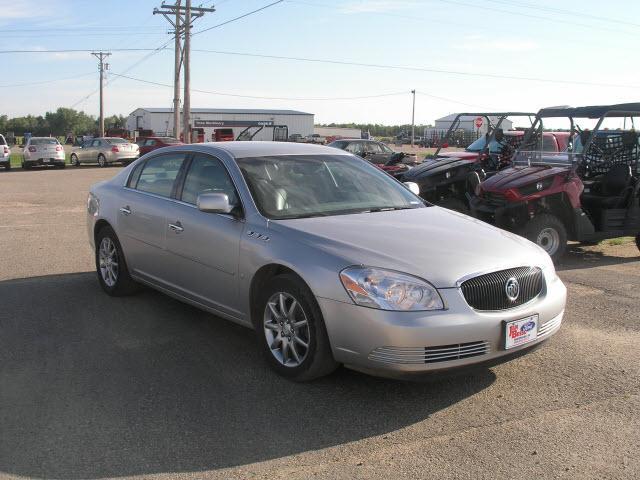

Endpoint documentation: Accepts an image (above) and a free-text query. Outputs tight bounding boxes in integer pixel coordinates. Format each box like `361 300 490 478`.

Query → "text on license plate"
504 314 538 350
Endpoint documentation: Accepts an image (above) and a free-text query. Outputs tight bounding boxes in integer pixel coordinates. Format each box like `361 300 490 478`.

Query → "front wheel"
70 154 80 167
4 163 10 171
95 225 139 296
522 213 568 263
97 154 107 167
635 233 640 253
256 274 338 381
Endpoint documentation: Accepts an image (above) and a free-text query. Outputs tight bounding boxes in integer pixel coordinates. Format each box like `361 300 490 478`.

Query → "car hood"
403 156 476 181
482 165 569 191
270 207 549 288
439 151 480 160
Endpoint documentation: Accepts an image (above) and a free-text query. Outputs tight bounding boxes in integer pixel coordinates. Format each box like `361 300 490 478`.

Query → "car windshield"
30 138 58 145
107 138 128 144
237 154 424 220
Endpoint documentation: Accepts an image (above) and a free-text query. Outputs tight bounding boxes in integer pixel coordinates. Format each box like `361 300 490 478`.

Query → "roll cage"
433 112 535 157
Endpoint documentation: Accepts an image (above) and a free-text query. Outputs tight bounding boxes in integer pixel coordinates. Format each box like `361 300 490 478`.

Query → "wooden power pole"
153 1 214 142
411 89 416 147
92 51 111 137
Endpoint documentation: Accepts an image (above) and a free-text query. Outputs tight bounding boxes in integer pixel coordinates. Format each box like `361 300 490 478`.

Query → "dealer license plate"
504 315 538 350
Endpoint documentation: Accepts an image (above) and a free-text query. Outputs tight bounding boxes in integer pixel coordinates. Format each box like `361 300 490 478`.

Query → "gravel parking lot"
0 167 638 480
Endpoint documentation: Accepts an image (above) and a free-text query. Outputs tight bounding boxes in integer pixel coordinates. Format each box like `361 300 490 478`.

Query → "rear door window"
134 153 186 198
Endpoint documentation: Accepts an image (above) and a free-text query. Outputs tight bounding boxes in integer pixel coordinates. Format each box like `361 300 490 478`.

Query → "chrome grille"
460 267 544 311
369 341 490 365
537 312 562 338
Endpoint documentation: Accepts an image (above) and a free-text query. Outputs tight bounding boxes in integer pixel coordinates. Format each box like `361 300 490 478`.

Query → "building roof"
133 107 313 116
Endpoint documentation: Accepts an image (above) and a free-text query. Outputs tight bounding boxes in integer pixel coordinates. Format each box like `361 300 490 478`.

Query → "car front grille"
369 341 490 365
537 312 562 338
482 191 506 207
460 267 544 311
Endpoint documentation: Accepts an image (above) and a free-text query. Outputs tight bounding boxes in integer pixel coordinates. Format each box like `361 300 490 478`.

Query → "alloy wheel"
98 237 119 287
263 292 311 367
537 227 560 256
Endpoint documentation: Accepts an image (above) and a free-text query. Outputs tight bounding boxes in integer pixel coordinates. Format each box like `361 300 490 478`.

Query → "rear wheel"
436 197 469 214
4 163 10 171
95 225 139 296
635 233 640 253
522 213 567 263
256 274 338 381
98 154 107 167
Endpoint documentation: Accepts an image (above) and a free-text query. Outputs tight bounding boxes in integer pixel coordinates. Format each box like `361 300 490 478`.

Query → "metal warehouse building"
126 108 314 142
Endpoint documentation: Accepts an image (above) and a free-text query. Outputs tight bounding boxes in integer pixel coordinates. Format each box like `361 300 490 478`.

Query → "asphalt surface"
0 167 638 480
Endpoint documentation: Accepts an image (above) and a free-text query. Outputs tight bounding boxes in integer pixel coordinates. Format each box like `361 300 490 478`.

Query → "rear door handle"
168 221 184 234
119 206 131 215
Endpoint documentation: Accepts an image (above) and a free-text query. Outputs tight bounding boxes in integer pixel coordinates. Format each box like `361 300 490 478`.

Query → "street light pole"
411 89 416 147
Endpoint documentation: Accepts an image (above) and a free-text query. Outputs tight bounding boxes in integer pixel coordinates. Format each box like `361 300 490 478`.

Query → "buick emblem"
505 277 520 302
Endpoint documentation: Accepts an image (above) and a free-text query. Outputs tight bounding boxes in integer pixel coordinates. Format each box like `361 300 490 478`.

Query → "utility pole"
92 51 111 137
153 1 215 142
411 89 416 147
183 0 191 143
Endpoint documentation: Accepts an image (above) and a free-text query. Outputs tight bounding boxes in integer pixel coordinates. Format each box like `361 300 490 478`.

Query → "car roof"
538 103 640 119
184 141 352 158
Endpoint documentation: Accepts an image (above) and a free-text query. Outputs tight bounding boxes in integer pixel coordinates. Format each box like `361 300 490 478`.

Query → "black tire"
95 225 139 296
436 197 469 214
22 162 30 170
55 163 65 169
4 163 10 171
98 154 107 167
255 274 338 381
70 154 80 167
635 233 640 253
522 213 568 263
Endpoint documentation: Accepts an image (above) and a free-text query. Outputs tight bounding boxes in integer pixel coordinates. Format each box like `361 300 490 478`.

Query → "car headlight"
87 192 99 216
339 266 444 311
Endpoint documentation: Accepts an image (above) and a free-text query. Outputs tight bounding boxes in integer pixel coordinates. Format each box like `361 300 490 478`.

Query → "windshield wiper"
361 206 417 213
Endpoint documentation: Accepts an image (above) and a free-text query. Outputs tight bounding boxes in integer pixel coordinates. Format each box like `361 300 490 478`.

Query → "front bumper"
318 272 566 375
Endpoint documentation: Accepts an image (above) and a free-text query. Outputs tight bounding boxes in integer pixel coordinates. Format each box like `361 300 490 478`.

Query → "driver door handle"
119 206 131 215
168 221 184 234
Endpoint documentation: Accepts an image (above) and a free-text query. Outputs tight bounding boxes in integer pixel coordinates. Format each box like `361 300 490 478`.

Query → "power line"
0 48 169 54
191 48 640 89
484 0 640 29
192 0 284 35
109 72 410 100
0 72 94 88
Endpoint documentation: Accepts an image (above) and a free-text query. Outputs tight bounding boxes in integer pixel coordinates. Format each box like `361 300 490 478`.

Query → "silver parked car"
71 137 139 167
87 142 566 381
22 137 66 169
0 134 10 170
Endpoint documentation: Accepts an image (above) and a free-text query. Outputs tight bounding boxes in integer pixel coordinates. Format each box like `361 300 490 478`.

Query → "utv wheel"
98 154 107 167
95 225 139 296
70 154 80 167
523 213 567 263
436 197 469 214
256 274 338 381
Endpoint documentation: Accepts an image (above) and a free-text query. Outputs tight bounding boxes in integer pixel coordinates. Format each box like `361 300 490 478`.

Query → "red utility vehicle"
471 103 640 261
213 128 234 142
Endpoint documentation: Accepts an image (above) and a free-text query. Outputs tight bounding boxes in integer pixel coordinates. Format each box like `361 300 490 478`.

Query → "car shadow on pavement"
556 243 639 271
0 272 495 479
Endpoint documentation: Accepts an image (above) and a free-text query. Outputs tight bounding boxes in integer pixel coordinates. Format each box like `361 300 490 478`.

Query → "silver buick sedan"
87 142 566 381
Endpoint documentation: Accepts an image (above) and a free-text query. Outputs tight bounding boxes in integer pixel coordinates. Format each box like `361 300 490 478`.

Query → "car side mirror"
197 192 233 214
403 182 420 195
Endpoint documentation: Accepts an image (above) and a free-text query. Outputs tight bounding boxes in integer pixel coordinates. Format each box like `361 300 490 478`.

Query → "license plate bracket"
503 315 538 350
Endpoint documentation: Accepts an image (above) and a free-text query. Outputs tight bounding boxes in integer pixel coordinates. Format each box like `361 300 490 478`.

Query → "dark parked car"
328 139 415 179
136 136 183 156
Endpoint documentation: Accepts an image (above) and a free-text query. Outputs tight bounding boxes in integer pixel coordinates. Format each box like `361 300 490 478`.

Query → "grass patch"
602 237 634 246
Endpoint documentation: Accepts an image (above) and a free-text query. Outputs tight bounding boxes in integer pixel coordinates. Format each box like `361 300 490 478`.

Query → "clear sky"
1 0 639 125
